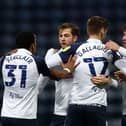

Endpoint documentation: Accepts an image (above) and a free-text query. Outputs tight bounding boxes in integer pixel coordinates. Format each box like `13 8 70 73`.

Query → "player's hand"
105 40 120 51
61 55 80 73
114 70 126 82
90 75 112 86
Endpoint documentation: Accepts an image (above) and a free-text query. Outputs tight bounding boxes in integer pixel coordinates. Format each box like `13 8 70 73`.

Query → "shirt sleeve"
118 47 126 57
115 58 126 75
37 74 49 93
45 49 62 68
111 51 122 63
34 56 50 76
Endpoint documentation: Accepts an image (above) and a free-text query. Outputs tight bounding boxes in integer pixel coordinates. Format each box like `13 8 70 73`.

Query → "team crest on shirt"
62 46 71 52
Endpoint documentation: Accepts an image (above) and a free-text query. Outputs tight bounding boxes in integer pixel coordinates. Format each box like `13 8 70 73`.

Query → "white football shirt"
1 49 50 119
69 38 113 106
45 48 73 116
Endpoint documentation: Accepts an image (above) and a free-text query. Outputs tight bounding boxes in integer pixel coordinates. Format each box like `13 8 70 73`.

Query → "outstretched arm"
49 55 78 80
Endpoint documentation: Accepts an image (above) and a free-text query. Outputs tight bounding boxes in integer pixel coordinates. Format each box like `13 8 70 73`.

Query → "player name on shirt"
76 45 108 57
6 55 33 64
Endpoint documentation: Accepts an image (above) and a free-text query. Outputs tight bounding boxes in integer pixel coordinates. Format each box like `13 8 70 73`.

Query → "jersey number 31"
5 64 27 88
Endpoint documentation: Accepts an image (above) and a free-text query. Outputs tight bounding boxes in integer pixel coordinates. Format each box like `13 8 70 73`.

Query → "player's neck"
89 35 102 41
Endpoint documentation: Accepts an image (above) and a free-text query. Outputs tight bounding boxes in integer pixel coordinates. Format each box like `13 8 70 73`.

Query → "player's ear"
100 28 106 40
30 42 36 54
73 35 78 42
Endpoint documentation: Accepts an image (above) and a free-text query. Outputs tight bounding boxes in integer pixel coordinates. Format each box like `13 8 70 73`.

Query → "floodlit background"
0 0 126 126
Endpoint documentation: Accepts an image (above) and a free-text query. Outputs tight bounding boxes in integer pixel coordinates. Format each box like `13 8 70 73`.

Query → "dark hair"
58 22 80 37
123 24 126 32
16 32 36 49
87 16 110 35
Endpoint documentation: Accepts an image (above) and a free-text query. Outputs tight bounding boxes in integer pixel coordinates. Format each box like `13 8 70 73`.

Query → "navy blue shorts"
50 114 65 126
1 117 37 126
122 115 126 126
64 104 107 126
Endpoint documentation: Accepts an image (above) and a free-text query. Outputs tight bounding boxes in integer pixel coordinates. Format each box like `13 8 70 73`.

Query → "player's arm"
114 70 126 82
105 40 126 57
90 75 118 87
36 55 77 80
49 55 78 80
114 58 126 76
105 40 126 74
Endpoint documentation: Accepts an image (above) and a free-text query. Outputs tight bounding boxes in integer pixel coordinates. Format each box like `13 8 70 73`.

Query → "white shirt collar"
17 48 32 55
87 38 102 43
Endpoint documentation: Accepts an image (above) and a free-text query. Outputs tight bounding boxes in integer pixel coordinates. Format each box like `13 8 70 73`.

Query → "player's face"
122 31 126 48
59 28 77 49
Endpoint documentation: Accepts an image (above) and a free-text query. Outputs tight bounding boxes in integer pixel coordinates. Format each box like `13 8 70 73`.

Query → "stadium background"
0 0 126 126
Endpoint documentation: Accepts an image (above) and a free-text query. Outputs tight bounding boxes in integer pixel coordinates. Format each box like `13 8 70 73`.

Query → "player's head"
122 24 126 48
87 16 109 41
58 22 80 48
16 32 37 54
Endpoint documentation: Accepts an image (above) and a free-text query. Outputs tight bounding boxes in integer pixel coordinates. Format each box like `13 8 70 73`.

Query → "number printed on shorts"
5 64 27 88
83 57 108 76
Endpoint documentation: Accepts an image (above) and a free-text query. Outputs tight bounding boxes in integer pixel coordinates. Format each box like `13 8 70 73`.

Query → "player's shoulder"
75 41 89 50
72 41 84 48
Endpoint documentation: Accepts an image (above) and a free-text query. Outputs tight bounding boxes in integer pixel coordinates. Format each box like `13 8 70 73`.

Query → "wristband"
63 68 71 73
